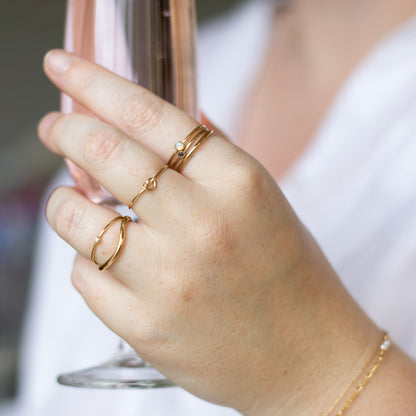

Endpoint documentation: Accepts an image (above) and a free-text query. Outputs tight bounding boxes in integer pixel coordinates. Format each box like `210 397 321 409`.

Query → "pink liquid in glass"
62 0 198 205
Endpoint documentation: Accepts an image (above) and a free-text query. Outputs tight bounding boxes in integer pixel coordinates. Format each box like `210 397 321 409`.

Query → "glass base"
57 353 175 389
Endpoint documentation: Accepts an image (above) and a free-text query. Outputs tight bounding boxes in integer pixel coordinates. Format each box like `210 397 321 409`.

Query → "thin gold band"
175 129 213 172
129 165 169 210
167 125 205 170
91 215 132 271
129 125 213 210
167 124 214 172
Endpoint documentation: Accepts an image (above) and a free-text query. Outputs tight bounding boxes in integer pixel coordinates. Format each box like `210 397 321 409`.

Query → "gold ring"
91 215 132 271
167 124 214 172
129 165 169 210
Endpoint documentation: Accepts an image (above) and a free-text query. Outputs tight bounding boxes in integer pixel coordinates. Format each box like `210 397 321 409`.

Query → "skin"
38 1 416 413
240 0 416 179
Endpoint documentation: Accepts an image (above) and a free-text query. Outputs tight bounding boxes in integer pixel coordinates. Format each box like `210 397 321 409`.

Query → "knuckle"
54 196 86 240
164 272 199 306
208 218 238 256
233 161 266 194
134 314 169 353
82 128 125 167
48 113 73 143
227 160 271 207
176 280 196 304
69 61 99 91
119 94 164 135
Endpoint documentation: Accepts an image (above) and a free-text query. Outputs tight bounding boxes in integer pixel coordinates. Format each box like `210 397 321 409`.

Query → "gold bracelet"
325 332 391 416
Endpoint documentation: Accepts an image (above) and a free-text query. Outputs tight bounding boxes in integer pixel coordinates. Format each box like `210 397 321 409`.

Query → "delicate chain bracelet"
325 332 391 416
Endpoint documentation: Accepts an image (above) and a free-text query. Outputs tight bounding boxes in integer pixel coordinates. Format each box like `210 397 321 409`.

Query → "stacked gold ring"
167 124 213 172
91 215 132 271
129 124 214 210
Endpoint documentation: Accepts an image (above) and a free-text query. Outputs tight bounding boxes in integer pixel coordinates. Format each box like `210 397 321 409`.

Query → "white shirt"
3 0 416 414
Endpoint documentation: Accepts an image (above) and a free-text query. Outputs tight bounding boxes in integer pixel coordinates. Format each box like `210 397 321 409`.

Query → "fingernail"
38 112 61 139
44 50 73 75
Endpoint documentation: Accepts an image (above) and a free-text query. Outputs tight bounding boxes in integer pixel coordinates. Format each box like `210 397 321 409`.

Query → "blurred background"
0 0 241 402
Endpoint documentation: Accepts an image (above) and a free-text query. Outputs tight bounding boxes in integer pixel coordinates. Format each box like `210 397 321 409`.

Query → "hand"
38 50 381 415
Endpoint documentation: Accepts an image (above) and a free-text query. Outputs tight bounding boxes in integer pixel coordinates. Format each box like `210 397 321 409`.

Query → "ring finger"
39 111 202 229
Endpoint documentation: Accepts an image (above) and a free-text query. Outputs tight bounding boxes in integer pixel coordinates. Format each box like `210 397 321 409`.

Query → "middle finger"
43 49 233 182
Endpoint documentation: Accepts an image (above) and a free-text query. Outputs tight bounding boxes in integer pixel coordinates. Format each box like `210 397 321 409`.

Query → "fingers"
46 186 151 284
39 112 201 228
71 255 140 345
43 49 233 182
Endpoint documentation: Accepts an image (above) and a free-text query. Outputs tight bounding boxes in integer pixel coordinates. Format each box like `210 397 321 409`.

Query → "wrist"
342 344 416 415
246 323 383 416
241 237 383 416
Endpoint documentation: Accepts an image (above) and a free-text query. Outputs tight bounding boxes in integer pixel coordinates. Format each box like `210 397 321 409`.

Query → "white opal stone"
175 142 185 151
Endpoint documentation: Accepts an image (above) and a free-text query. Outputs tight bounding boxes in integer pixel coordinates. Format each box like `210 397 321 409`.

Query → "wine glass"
57 0 198 389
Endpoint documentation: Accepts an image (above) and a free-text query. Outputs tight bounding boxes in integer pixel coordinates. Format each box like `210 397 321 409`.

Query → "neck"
276 0 416 81
237 0 416 179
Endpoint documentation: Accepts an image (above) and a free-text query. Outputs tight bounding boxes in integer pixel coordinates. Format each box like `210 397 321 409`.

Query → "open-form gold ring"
91 215 132 271
129 165 169 210
167 124 214 172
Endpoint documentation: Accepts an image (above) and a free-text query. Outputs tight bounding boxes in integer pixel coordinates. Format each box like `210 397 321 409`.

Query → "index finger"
43 49 233 182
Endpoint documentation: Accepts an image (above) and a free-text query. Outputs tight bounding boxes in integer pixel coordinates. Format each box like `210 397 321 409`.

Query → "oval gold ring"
91 215 132 271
